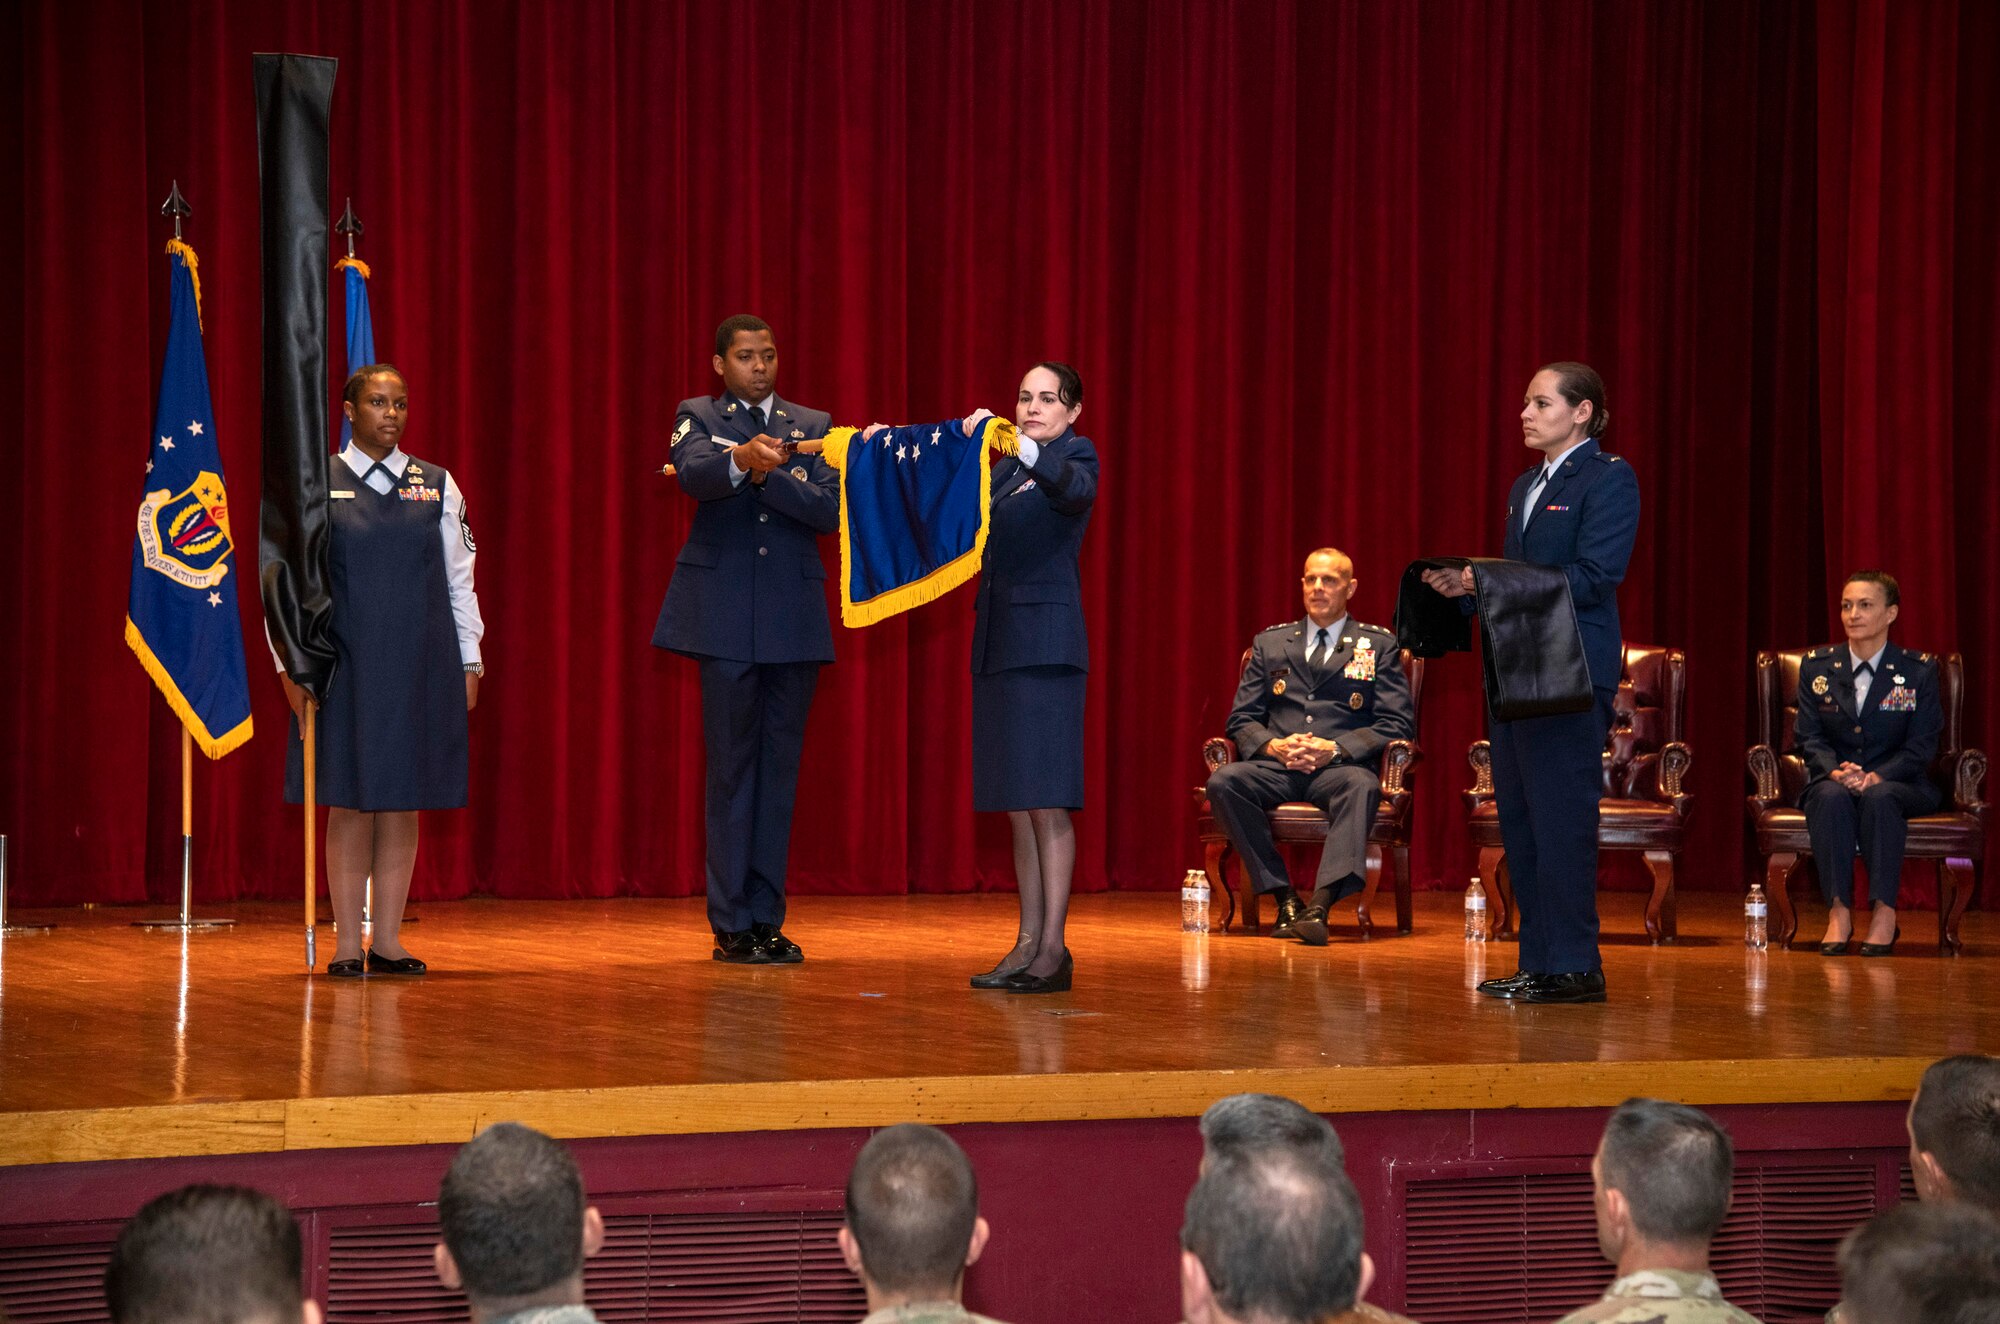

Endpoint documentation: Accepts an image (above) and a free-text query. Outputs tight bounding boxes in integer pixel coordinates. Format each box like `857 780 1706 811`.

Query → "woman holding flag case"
277 365 484 977
961 363 1098 994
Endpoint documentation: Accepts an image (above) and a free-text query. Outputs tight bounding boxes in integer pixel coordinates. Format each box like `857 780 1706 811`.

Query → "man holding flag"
126 236 254 760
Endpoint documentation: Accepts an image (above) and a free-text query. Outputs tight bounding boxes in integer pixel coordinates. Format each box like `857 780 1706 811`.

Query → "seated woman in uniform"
278 365 485 976
1794 571 1942 956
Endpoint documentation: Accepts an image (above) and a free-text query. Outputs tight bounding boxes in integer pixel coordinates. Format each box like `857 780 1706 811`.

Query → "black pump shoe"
1819 937 1851 956
326 958 365 978
971 945 1038 989
366 949 427 975
1003 949 1073 994
1859 926 1901 957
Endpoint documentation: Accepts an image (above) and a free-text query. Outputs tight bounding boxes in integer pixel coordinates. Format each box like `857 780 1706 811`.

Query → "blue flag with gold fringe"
335 255 375 450
817 416 1018 626
125 240 254 758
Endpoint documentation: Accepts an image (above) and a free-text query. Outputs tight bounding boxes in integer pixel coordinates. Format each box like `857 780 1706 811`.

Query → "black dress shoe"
1859 926 1900 957
752 923 804 963
326 958 365 978
1294 905 1330 947
1513 971 1608 1004
713 929 774 964
1269 892 1305 940
366 950 427 975
1003 949 1073 994
1819 936 1851 956
971 947 1038 989
1476 970 1540 999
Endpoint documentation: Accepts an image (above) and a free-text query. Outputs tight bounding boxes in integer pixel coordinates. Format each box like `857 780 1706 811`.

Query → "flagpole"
304 700 318 972
134 726 236 930
0 835 56 936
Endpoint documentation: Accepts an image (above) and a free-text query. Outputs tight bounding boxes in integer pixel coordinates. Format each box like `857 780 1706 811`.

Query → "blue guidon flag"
817 416 1019 627
124 240 254 758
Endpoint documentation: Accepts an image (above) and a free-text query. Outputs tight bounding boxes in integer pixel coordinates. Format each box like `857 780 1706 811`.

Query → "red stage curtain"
10 0 1996 907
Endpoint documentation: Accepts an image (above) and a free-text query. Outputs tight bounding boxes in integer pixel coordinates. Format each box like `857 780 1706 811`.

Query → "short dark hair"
1913 1055 2000 1213
343 364 407 406
1181 1149 1365 1323
1199 1093 1345 1168
844 1124 980 1297
715 314 772 356
1598 1099 1734 1244
1538 361 1610 439
105 1185 302 1324
1839 1202 2000 1324
438 1122 588 1304
1843 570 1902 610
1028 361 1084 408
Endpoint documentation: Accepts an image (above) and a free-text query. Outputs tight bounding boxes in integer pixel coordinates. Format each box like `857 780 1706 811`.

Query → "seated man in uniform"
1794 571 1944 955
1205 548 1414 945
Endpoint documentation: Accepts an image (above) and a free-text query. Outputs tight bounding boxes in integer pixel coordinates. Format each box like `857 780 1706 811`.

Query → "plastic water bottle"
1181 870 1211 934
1464 876 1490 942
1744 884 1769 951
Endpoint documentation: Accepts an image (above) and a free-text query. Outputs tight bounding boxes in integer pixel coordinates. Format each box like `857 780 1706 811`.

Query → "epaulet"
1353 621 1394 638
1915 651 1935 663
1593 451 1622 464
1258 620 1296 635
1806 646 1829 659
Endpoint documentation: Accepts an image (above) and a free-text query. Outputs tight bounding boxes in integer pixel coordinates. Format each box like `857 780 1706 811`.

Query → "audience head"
1592 1099 1734 1261
1909 1054 2000 1212
840 1124 989 1308
1198 1093 1344 1172
105 1185 316 1324
435 1122 603 1320
1180 1147 1370 1324
1838 1201 2000 1324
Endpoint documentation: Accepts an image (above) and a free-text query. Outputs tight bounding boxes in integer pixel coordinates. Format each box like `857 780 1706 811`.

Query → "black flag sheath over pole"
254 53 338 971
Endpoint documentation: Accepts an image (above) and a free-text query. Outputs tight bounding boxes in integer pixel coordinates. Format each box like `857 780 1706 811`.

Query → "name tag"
330 490 357 499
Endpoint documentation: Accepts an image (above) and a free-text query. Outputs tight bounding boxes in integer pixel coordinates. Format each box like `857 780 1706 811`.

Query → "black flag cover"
254 53 339 701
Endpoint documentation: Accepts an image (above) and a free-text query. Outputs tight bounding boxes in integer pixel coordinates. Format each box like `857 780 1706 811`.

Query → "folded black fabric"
1395 557 1593 721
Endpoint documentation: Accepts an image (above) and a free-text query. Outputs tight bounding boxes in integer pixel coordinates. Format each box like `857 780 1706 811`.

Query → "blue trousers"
1489 687 1615 975
698 658 820 934
1800 776 1941 908
1205 759 1380 906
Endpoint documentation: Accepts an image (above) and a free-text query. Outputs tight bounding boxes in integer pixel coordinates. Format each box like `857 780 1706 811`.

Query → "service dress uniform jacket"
1205 618 1414 907
968 428 1097 812
1793 641 1944 908
1486 437 1641 976
652 392 838 937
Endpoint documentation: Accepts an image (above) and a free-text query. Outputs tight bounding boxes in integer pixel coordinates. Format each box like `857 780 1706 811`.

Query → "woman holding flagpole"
277 365 484 977
960 363 1098 994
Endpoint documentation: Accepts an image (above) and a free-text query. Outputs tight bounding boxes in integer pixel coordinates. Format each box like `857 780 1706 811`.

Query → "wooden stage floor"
1 892 1993 1168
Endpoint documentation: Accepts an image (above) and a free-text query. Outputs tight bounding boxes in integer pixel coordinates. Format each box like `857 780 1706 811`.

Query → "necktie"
746 403 766 433
1523 466 1554 530
1309 627 1330 674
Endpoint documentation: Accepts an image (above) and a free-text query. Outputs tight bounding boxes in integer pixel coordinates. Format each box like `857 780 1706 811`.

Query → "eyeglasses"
1301 575 1344 587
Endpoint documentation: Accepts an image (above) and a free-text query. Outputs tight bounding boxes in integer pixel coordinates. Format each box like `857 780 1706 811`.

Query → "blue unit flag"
335 256 376 450
817 416 1018 627
125 241 254 757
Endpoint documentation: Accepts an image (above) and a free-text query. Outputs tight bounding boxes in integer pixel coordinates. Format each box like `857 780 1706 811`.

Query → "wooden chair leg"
1940 857 1975 956
1479 846 1512 938
1355 847 1383 938
1642 850 1677 944
1202 838 1236 934
1764 852 1801 948
1393 843 1414 935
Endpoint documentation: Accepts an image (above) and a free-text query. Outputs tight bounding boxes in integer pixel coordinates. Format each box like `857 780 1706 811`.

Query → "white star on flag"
146 460 154 473
187 420 203 436
896 444 908 461
159 436 175 452
908 445 920 462
207 592 223 607
930 428 941 445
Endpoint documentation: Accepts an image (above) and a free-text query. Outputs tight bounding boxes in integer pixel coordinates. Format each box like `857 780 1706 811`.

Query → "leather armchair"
1464 643 1692 942
1745 649 1988 953
1193 650 1425 936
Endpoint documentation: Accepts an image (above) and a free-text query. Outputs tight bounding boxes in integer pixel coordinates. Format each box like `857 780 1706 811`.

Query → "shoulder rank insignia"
1811 674 1830 696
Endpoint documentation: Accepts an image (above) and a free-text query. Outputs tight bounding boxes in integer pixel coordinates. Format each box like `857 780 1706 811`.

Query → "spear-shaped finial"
160 180 192 239
334 197 363 259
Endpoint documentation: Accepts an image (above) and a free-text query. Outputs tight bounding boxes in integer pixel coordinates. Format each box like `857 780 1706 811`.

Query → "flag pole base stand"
131 918 237 930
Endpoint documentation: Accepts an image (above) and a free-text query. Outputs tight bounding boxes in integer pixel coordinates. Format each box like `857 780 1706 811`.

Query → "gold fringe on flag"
165 238 202 328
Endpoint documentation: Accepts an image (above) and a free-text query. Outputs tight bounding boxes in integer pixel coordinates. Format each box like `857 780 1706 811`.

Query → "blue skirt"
972 665 1086 812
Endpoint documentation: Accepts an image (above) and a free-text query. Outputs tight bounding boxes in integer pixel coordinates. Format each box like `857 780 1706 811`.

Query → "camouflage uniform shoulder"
1551 1270 1763 1324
